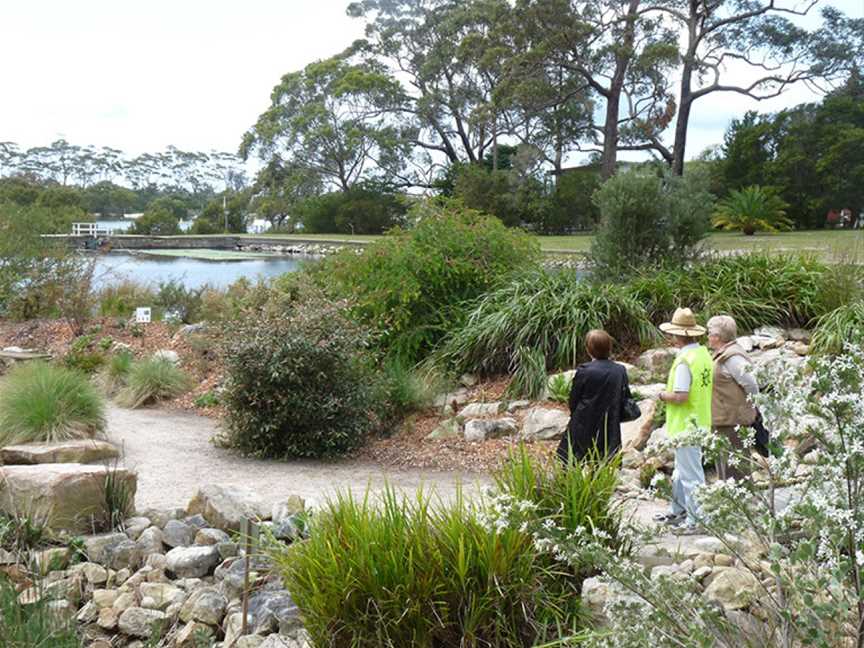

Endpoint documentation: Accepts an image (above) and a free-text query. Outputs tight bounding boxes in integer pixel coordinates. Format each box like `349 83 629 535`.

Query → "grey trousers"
670 446 705 526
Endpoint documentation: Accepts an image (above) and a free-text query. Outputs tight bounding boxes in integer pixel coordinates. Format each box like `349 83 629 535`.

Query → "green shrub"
432 268 657 376
116 359 191 408
97 280 156 318
0 362 105 445
590 169 713 278
62 336 106 375
628 252 829 330
155 279 206 323
127 207 181 235
220 292 386 459
298 185 407 234
0 578 80 648
322 199 540 361
193 391 220 408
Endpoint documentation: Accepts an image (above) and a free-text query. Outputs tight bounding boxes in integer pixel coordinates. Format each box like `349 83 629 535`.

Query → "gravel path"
107 405 487 510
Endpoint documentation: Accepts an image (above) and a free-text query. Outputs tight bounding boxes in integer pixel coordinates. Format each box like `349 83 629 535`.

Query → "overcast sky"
1 0 861 166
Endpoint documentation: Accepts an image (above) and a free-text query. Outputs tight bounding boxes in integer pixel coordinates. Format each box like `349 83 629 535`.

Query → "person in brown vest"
706 316 758 481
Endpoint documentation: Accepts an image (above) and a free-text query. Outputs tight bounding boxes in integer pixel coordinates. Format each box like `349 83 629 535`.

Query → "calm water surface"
92 252 307 290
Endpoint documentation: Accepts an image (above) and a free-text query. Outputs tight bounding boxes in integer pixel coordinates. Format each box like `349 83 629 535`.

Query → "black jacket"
556 359 631 463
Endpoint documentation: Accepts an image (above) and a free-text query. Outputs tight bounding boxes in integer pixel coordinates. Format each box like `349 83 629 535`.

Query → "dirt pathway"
106 406 487 510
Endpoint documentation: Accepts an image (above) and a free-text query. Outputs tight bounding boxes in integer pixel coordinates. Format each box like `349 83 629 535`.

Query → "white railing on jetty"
72 222 111 237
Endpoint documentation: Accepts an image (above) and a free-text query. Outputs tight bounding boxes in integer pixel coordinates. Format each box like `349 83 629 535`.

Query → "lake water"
92 252 307 290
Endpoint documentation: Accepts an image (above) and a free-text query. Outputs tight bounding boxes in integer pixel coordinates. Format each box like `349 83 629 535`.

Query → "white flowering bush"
490 346 864 647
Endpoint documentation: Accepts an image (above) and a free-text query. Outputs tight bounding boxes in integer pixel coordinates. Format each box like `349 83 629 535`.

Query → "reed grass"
0 362 105 445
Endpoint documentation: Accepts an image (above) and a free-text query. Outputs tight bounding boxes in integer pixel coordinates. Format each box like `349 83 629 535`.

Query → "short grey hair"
707 315 737 342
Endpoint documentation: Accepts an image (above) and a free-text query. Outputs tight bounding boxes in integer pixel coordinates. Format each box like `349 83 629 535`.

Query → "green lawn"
241 229 864 258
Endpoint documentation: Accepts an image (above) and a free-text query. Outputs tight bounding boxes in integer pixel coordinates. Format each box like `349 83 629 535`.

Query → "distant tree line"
238 0 862 233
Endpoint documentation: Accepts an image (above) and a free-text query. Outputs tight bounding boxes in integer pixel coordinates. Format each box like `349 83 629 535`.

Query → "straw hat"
659 307 706 337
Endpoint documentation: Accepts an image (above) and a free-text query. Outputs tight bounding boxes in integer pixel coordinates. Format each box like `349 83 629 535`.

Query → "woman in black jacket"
556 330 632 464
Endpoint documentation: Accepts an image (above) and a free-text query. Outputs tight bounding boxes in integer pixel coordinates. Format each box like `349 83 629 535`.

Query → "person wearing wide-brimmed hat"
653 307 713 534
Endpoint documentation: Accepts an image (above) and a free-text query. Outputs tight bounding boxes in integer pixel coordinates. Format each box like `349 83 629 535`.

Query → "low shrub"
97 280 157 318
116 358 191 408
193 391 220 408
547 372 571 403
155 279 206 323
322 199 540 362
220 291 387 459
590 169 713 278
432 268 657 376
63 335 106 375
0 362 105 445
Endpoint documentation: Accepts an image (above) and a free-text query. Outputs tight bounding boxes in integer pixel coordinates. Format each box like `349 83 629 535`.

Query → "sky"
1 0 862 166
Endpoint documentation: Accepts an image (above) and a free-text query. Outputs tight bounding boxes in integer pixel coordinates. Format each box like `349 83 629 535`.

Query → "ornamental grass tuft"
115 358 190 409
0 362 105 445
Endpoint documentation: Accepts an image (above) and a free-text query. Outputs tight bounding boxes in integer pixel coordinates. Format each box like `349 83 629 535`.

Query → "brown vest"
712 342 757 427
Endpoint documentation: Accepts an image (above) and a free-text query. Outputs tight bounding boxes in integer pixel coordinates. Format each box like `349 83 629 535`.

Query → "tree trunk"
672 2 700 176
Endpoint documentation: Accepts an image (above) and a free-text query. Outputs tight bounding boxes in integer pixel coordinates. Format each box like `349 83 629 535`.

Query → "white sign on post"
135 307 152 324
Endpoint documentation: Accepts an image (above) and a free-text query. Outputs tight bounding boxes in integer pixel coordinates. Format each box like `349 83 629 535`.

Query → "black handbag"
621 390 642 422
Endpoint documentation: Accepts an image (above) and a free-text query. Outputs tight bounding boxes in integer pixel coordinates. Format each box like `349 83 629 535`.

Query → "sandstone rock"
260 635 309 648
791 341 810 356
621 399 657 451
186 485 268 532
183 514 209 530
137 526 165 556
82 563 109 585
118 607 167 638
634 543 678 568
0 440 119 465
124 517 151 540
145 553 167 570
425 418 461 440
195 528 230 546
108 540 143 571
463 417 517 442
113 591 136 613
139 582 184 611
84 533 128 565
139 507 184 529
272 496 305 522
520 407 569 441
432 388 470 408
223 612 244 647
218 541 239 560
166 545 221 578
459 373 478 387
636 348 677 382
786 328 811 343
179 586 227 625
163 519 195 548
236 636 266 648
92 588 119 608
736 336 755 353
97 607 118 630
0 464 137 534
458 402 501 418
704 567 760 610
215 558 249 599
77 600 99 624
692 565 713 581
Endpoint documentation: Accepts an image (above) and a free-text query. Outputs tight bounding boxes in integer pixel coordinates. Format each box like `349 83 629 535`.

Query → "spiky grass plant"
712 185 792 235
0 362 105 445
506 345 549 400
97 349 133 396
546 373 572 403
811 301 864 355
115 358 190 409
431 269 658 376
0 578 80 648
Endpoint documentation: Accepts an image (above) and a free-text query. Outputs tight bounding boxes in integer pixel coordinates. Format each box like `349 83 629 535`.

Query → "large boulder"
520 408 569 441
0 440 119 465
0 464 137 534
636 348 677 382
186 485 268 532
463 418 517 442
165 545 221 578
458 402 502 418
704 567 760 610
621 399 658 452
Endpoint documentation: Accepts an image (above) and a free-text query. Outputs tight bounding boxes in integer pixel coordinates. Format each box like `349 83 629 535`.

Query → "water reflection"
91 252 306 290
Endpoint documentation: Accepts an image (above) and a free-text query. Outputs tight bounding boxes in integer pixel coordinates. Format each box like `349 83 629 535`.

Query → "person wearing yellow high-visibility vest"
653 308 713 534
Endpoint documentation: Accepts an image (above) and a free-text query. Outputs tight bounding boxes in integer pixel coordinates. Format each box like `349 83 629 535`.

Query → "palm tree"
712 186 793 235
